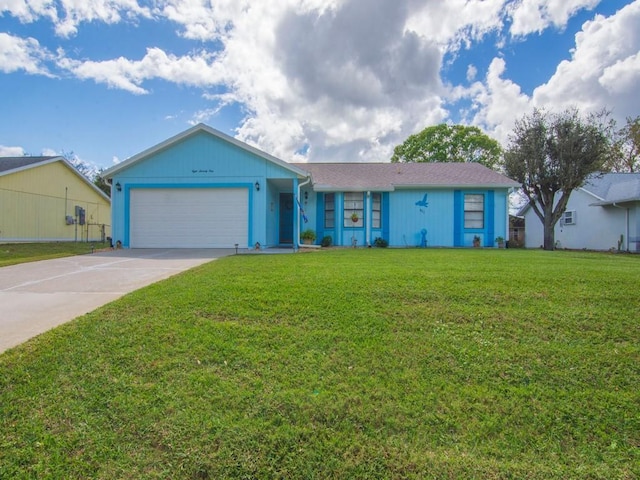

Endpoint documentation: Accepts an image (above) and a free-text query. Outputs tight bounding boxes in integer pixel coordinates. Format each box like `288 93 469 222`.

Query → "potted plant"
350 212 359 223
495 236 505 248
300 229 316 245
473 235 481 248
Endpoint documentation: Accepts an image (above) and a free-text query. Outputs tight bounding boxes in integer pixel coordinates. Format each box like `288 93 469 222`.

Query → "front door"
279 193 294 245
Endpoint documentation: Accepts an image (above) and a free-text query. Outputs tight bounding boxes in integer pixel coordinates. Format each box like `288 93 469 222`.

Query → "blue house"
102 124 518 249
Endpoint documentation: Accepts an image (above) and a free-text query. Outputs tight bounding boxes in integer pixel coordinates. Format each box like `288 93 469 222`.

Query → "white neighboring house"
520 173 640 252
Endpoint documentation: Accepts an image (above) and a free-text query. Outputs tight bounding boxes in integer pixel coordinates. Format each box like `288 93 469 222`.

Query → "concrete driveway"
0 249 232 354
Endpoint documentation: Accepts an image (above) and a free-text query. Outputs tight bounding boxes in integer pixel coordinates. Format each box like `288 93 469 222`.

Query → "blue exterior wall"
388 190 454 247
309 188 510 248
110 131 300 248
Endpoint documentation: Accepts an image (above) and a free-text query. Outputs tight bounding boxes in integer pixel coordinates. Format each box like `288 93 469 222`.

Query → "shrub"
321 235 333 247
373 237 388 248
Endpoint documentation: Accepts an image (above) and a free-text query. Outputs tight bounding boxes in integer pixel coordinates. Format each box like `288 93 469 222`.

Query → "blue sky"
1 0 638 172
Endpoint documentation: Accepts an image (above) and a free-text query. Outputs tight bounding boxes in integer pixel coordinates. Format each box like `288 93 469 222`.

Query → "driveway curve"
0 249 232 353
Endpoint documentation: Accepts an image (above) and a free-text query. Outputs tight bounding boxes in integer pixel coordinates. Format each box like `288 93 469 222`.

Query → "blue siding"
315 192 324 241
454 189 509 247
298 187 316 240
492 189 509 246
292 178 299 248
382 192 390 242
486 190 495 247
111 131 301 248
266 186 279 246
120 132 292 179
454 190 463 247
388 190 455 247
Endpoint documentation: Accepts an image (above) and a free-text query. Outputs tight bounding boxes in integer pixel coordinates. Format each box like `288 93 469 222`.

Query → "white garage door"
130 188 248 248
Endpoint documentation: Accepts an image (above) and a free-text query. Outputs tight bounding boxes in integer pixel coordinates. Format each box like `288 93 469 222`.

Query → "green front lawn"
0 242 103 267
0 249 638 479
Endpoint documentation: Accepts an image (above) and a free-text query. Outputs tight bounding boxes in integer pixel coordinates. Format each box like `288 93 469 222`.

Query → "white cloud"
55 0 152 37
599 52 640 95
464 57 532 144
2 0 637 163
0 0 152 37
532 1 640 119
455 1 640 146
0 32 52 75
154 0 245 41
406 0 506 51
508 0 601 36
144 0 640 159
0 0 57 23
467 64 478 82
197 0 449 161
57 47 226 94
0 144 26 156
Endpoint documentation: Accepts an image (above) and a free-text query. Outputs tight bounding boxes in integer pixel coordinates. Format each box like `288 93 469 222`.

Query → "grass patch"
0 249 638 478
0 242 104 267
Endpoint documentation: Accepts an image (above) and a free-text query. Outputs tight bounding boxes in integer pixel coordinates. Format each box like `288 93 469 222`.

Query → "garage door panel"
130 188 248 248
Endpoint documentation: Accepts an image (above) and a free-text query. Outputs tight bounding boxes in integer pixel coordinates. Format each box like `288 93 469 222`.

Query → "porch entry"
279 193 294 245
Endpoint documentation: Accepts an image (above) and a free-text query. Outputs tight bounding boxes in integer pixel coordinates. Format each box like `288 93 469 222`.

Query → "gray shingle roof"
293 162 519 191
0 156 58 174
584 173 640 205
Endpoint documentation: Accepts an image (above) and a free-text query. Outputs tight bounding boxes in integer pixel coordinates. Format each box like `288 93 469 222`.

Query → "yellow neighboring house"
0 156 111 243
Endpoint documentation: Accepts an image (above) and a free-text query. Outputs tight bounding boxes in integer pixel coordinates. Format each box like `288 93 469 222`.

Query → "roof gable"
0 155 111 202
101 123 309 179
294 162 519 191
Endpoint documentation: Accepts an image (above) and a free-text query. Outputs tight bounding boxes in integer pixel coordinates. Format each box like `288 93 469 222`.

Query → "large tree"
606 115 640 173
504 108 612 250
94 169 111 197
391 124 502 169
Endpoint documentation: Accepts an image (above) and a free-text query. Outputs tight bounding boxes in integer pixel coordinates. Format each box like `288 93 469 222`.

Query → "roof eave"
590 197 640 206
310 182 518 192
311 185 394 192
392 182 519 189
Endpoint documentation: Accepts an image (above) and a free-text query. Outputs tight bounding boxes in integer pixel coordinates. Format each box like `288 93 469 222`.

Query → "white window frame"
324 193 335 229
372 193 382 229
562 210 576 225
344 192 364 227
464 193 484 229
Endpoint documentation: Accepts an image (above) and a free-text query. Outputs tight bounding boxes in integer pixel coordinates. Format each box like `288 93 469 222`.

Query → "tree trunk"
543 216 555 250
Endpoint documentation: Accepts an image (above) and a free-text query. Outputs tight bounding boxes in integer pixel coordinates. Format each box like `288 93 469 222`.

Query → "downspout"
296 176 320 250
612 202 630 251
366 191 371 247
507 189 511 246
